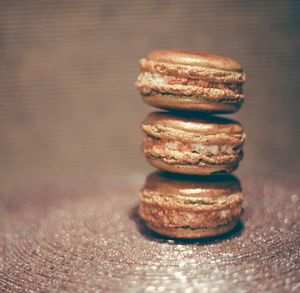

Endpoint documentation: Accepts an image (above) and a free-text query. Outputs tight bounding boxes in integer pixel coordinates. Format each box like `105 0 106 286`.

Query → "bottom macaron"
138 171 243 239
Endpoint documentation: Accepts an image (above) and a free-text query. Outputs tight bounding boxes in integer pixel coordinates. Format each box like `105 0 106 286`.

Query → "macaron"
141 112 245 175
139 171 243 238
135 50 246 113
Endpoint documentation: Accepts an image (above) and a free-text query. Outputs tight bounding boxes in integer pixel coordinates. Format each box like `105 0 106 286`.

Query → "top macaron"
135 50 246 113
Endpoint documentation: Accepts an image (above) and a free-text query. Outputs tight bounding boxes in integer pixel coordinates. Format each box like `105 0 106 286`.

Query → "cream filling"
137 71 240 92
137 71 167 86
164 141 235 156
140 203 242 229
143 137 242 165
220 206 242 218
137 71 244 100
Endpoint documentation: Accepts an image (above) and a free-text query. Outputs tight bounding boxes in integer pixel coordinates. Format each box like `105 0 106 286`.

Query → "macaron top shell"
147 50 243 72
142 112 244 138
143 172 241 198
140 172 244 213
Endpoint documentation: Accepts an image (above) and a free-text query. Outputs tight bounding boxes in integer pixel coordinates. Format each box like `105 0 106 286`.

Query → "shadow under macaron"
130 205 244 245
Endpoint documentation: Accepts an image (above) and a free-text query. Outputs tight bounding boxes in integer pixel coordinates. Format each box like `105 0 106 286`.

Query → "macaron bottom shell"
142 94 242 114
145 219 239 239
146 157 239 175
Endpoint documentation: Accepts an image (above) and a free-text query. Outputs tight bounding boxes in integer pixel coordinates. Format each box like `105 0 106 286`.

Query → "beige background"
0 0 299 185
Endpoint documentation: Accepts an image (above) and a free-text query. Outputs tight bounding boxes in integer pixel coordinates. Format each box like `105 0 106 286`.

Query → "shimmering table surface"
0 173 299 292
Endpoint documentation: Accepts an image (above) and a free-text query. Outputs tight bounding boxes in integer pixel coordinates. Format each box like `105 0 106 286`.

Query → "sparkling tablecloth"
0 173 299 292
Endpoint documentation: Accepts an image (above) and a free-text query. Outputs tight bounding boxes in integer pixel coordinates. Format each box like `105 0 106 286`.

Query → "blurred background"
0 0 299 186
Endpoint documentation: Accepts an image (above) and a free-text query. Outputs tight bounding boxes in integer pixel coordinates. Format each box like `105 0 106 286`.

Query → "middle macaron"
141 112 245 175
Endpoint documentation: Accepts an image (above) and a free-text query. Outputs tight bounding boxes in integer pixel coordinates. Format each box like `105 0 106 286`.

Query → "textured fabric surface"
0 173 299 292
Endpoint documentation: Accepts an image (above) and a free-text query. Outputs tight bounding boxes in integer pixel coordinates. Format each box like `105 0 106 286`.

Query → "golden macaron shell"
139 172 243 238
141 112 245 175
135 50 245 113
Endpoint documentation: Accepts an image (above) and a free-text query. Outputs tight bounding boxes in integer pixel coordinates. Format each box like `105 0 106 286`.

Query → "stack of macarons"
135 50 246 239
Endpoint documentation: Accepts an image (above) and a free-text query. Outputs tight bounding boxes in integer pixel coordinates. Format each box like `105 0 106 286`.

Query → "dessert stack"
135 50 246 238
